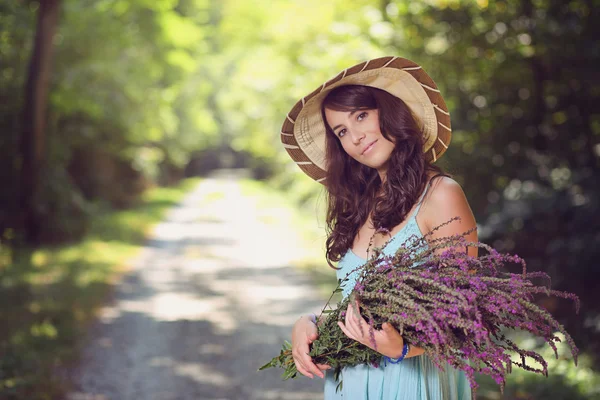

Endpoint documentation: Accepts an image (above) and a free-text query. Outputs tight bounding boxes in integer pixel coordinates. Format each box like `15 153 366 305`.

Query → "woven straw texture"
280 56 451 183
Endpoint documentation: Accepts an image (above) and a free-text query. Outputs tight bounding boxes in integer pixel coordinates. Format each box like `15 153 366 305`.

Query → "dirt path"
67 173 328 400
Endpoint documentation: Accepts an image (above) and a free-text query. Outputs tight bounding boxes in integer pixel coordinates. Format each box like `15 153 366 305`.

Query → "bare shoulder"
421 176 477 239
425 176 468 209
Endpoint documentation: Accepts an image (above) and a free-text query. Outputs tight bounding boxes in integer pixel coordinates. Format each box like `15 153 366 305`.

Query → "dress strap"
408 180 432 220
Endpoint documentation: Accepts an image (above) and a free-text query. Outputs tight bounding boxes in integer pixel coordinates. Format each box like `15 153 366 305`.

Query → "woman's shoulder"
421 175 475 231
426 175 465 202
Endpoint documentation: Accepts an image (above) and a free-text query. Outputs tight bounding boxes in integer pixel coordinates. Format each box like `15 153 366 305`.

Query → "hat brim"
281 56 451 183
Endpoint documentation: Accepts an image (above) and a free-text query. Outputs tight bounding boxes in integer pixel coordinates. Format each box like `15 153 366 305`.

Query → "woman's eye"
338 129 346 138
357 112 368 121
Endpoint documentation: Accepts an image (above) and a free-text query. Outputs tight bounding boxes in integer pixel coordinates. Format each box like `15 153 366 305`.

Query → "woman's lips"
362 140 377 155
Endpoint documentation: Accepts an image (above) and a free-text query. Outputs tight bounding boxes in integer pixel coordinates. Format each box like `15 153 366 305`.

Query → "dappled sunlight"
67 178 326 399
148 357 231 387
99 293 236 331
3 0 598 396
260 390 327 400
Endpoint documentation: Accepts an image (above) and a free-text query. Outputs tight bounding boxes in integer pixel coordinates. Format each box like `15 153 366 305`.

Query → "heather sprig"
259 218 580 395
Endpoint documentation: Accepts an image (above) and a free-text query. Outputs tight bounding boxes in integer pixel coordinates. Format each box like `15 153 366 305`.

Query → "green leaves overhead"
1 0 598 396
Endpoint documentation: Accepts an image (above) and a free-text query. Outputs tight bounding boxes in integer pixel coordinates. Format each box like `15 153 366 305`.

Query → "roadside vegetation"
0 179 200 400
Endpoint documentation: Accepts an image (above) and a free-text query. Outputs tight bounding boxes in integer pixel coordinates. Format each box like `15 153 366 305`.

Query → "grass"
0 178 201 400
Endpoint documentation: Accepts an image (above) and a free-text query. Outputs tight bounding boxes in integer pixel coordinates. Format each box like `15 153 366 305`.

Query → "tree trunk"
19 0 61 245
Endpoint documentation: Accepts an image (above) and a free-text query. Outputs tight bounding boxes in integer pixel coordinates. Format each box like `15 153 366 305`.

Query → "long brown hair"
321 85 446 268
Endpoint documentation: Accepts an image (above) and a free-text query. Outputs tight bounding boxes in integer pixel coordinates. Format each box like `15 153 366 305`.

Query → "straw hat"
280 56 452 183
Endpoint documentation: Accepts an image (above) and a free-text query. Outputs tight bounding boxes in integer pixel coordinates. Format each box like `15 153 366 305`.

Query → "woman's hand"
291 314 331 379
337 300 406 358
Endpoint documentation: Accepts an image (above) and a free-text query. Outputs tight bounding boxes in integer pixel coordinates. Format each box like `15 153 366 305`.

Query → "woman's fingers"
291 315 325 379
382 322 402 341
316 363 332 371
293 350 320 379
297 337 325 379
339 307 406 358
303 355 325 379
344 302 359 336
382 322 394 335
295 356 328 379
294 358 314 379
342 300 404 354
292 339 314 378
345 301 367 340
337 321 358 341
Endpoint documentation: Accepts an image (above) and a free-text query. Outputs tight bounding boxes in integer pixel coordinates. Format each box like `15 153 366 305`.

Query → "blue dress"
324 185 472 400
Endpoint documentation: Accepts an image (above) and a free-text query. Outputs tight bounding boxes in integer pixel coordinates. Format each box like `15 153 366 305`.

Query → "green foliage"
387 0 600 371
477 333 600 400
0 178 199 400
1 0 220 244
1 0 598 396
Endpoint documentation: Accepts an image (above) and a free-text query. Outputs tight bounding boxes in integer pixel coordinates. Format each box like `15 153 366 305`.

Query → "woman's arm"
421 176 478 257
402 176 478 355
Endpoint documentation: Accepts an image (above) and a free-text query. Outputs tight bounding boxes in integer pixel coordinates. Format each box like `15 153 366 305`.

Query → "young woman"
281 56 477 399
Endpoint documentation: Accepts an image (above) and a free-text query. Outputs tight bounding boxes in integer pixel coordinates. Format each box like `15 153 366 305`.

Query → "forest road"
67 172 327 400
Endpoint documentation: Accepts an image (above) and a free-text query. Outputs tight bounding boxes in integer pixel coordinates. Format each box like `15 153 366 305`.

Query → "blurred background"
1 0 599 399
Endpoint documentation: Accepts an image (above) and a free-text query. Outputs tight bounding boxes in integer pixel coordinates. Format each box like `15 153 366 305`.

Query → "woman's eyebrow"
332 110 360 131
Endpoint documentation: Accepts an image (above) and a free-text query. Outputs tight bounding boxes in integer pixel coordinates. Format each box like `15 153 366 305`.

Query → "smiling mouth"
362 140 377 155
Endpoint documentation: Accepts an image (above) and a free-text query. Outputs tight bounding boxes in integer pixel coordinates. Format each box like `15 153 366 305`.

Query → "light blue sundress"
324 183 472 400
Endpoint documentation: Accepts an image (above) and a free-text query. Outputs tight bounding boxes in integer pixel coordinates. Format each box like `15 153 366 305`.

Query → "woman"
281 56 477 399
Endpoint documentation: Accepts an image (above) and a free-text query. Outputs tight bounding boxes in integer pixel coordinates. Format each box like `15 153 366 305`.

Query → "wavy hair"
321 85 446 268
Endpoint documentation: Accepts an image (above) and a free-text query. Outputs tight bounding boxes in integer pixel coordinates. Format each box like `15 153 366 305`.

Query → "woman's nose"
350 129 365 145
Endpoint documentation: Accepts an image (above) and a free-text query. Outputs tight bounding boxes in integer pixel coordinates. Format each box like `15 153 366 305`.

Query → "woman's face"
324 107 395 177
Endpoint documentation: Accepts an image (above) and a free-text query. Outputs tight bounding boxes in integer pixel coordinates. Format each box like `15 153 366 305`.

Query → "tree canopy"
1 0 598 395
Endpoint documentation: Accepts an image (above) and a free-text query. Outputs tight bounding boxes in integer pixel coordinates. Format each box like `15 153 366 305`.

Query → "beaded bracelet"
384 342 409 364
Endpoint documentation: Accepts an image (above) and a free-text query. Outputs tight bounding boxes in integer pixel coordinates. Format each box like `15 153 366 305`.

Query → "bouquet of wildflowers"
259 218 579 394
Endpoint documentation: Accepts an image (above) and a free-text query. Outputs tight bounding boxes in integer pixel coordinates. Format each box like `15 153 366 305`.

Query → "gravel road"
67 174 328 400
